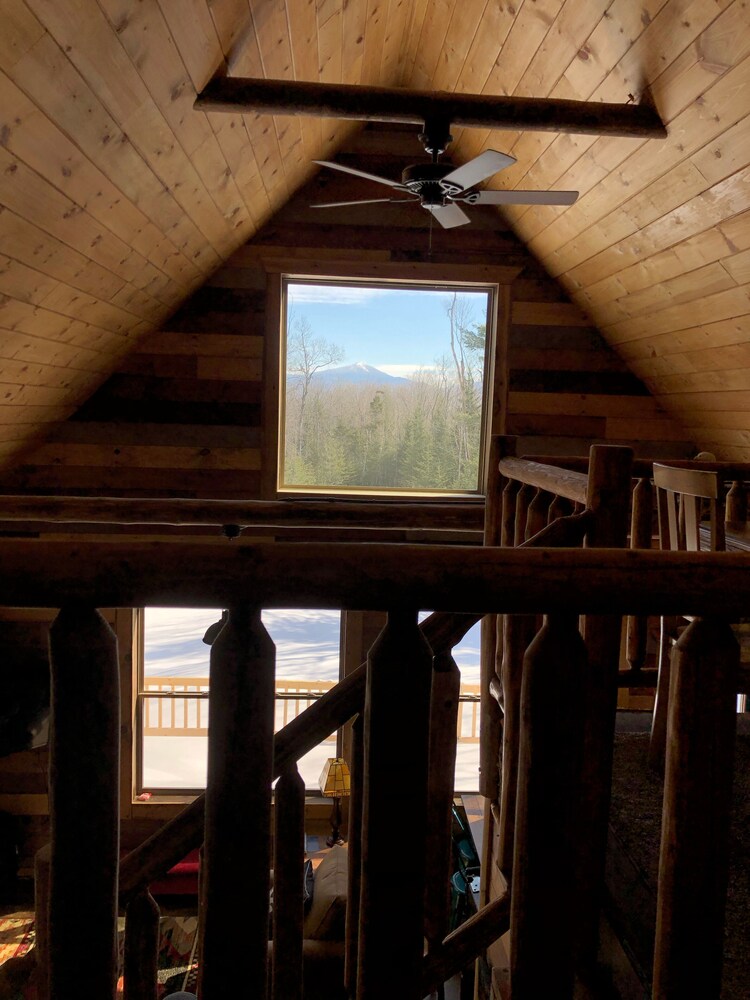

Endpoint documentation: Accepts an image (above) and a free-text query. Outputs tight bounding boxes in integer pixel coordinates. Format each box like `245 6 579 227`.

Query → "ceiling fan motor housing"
400 162 463 202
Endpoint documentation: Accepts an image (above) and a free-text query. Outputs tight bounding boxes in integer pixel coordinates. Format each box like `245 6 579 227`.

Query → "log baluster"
124 888 160 1000
273 764 306 1000
524 487 548 540
501 478 520 547
547 493 573 523
626 476 654 673
358 611 433 999
48 608 120 1000
199 607 275 999
514 485 534 546
425 650 462 950
497 612 535 878
577 444 633 967
480 433 505 801
726 479 747 523
34 844 50 1000
653 617 738 999
510 614 587 999
345 713 364 997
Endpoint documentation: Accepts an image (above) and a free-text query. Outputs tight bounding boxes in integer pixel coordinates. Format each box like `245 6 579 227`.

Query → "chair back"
653 463 725 552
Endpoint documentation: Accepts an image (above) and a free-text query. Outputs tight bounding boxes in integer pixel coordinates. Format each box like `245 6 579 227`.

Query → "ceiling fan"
311 119 578 228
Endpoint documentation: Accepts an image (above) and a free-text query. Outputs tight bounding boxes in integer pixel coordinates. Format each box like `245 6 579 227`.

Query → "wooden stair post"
425 649 462 950
48 608 120 1000
124 888 160 1000
273 764 306 1000
357 611 433 999
199 607 275 999
653 617 738 998
577 444 633 966
345 712 364 997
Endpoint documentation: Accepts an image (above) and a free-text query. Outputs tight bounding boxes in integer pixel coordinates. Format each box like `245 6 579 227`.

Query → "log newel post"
345 713 364 997
626 476 653 672
357 610 433 999
510 613 587 1000
199 606 275 999
578 444 633 966
48 607 120 1000
653 617 738 999
425 650 462 949
273 763 306 1000
124 888 160 1000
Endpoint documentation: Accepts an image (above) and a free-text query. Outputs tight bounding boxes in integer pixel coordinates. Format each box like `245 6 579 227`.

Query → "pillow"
303 845 348 941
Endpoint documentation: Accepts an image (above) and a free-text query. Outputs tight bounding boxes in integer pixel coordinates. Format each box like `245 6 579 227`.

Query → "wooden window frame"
261 259 517 500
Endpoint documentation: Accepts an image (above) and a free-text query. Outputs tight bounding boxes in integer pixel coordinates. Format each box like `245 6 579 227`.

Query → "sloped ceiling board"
0 0 748 469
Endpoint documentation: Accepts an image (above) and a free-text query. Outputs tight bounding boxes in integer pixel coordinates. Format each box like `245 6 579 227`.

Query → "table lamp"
318 756 351 847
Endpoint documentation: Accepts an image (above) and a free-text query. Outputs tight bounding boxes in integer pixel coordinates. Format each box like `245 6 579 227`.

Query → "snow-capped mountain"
309 362 410 386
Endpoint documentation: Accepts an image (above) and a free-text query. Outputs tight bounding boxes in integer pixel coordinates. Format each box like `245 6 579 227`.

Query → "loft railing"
1 441 747 999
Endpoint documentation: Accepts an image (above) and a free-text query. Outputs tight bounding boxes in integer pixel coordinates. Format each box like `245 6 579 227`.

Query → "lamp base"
326 795 343 848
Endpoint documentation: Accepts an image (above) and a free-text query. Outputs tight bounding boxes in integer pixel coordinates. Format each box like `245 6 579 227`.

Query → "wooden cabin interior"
0 1 750 997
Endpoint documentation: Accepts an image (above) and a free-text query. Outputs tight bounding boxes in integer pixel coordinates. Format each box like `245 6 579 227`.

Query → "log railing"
2 514 746 996
486 437 635 982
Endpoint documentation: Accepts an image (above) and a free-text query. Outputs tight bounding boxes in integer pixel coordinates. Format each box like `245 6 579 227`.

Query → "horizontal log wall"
0 126 692 497
507 273 694 457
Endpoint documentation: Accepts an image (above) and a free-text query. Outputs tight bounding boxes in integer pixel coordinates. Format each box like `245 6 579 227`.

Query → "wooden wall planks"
0 0 411 470
0 0 746 469
0 136 692 499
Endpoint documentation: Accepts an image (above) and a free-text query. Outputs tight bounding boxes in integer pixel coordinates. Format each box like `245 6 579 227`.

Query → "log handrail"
497 455 588 505
5 541 750 615
0 494 483 529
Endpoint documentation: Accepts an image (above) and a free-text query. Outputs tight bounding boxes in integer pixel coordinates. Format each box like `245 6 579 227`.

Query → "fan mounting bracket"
418 117 453 159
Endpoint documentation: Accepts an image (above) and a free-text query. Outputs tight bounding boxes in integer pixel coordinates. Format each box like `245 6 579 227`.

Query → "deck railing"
1 444 746 999
142 675 481 741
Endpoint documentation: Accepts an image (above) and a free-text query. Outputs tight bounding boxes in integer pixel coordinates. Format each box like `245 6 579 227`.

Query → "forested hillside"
282 292 487 492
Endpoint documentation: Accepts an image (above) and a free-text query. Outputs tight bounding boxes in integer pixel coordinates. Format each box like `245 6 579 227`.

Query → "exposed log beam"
194 77 667 140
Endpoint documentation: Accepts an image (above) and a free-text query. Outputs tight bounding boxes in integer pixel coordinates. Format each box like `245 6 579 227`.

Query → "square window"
279 277 496 496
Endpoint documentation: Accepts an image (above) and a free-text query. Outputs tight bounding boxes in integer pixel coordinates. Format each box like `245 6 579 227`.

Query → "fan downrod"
418 117 453 160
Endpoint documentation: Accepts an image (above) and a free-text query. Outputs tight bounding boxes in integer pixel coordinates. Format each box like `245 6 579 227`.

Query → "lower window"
135 607 342 795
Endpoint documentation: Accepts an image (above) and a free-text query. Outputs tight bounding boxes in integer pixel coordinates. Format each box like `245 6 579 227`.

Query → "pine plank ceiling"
0 0 749 469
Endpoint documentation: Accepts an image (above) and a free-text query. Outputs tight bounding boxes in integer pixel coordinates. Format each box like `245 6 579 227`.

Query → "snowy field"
141 607 481 792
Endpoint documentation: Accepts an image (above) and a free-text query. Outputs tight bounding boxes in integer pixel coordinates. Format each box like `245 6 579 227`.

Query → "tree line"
283 293 487 492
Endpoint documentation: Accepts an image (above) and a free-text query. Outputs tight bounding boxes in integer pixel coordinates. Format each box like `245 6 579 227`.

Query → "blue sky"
287 282 490 377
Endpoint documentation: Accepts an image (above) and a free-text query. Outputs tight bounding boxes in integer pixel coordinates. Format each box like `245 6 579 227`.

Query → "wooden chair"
649 463 726 766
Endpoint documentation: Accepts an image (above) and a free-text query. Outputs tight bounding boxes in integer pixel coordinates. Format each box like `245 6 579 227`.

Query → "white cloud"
287 283 388 306
378 363 438 379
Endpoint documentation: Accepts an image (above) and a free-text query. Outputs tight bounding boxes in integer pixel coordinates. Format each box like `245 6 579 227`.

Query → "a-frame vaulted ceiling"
1 0 749 470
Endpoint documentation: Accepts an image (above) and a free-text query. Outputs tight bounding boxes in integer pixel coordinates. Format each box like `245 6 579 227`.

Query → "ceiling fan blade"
469 189 579 206
311 197 414 208
314 159 406 190
424 202 471 229
441 150 516 190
